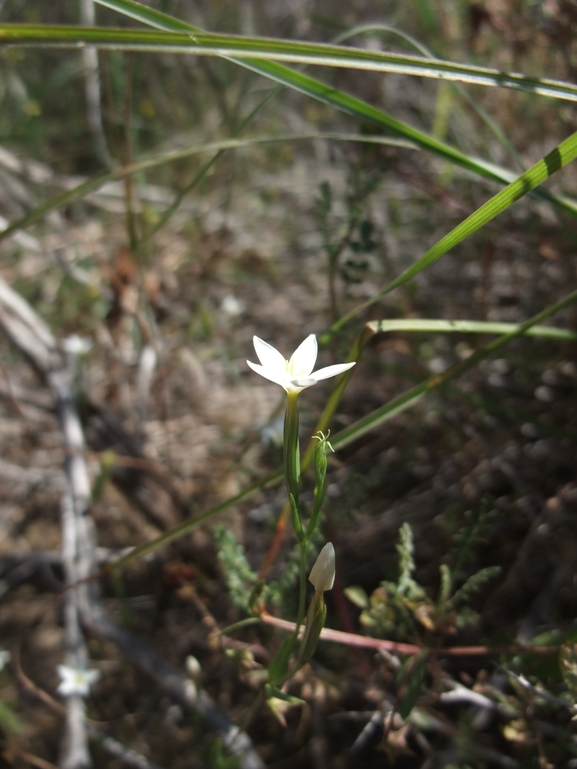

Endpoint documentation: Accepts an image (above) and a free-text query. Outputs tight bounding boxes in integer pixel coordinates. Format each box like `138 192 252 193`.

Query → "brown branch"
259 612 558 657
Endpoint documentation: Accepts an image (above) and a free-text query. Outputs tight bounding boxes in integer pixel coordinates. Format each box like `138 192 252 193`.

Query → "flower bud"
313 431 330 489
309 542 335 593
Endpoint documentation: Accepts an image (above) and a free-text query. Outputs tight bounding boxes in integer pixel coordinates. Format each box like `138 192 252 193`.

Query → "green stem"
295 544 308 634
283 392 301 504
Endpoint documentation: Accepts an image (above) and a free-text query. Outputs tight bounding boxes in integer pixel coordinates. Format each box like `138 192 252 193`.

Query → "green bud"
312 430 333 493
297 592 327 666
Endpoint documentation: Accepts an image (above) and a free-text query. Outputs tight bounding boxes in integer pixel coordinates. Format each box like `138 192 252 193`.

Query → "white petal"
312 362 356 381
309 542 335 592
85 669 101 685
290 377 317 390
247 360 286 388
57 664 72 680
252 336 286 374
289 334 318 377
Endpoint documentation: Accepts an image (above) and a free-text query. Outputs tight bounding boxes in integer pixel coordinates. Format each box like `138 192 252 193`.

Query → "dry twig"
0 275 264 769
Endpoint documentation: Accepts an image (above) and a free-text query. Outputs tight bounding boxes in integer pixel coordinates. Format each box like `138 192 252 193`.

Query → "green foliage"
214 527 261 611
91 450 116 504
268 635 298 686
0 700 21 734
449 495 502 583
0 688 23 734
215 527 308 615
396 650 428 719
560 644 577 704
207 738 241 769
314 171 381 321
346 522 500 642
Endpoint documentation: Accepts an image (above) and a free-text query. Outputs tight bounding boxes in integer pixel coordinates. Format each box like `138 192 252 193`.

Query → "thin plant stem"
122 52 139 252
283 392 301 504
295 544 307 634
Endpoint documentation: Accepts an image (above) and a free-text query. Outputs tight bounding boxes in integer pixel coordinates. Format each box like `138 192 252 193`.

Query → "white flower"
57 665 100 697
309 542 335 593
247 335 355 394
0 650 10 671
221 295 245 317
62 334 93 356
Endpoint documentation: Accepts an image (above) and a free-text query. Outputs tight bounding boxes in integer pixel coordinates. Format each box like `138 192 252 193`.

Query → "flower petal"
252 336 286 374
85 669 101 685
289 334 317 377
247 360 287 388
312 362 356 381
289 377 317 390
309 542 335 592
252 336 286 373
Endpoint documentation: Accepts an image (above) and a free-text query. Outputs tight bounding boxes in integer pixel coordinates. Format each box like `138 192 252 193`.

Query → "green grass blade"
305 316 575 468
333 288 577 449
248 62 577 216
0 133 416 245
335 23 525 171
108 468 283 572
8 21 577 102
330 129 577 335
366 318 577 341
90 0 577 218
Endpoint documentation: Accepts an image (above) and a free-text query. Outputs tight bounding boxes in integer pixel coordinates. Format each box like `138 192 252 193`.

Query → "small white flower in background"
221 295 245 317
309 542 335 594
57 665 100 697
247 335 355 395
0 650 10 671
186 655 202 683
62 334 93 356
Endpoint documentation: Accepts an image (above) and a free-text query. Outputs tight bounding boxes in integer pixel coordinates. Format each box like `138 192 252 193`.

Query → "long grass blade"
335 23 525 171
107 468 283 571
0 133 416 245
330 129 577 334
89 0 577 219
366 318 577 341
5 22 577 103
333 289 577 449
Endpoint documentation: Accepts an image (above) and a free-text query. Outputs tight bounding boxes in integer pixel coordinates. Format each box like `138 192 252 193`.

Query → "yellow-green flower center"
286 359 308 379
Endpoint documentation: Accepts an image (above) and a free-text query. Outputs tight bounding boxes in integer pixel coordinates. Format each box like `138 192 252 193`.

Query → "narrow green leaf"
88 0 577 228
335 23 525 171
0 133 416 246
344 586 369 610
332 129 577 333
107 467 283 571
366 318 577 341
397 651 428 720
332 287 577 450
92 0 577 220
3 22 577 103
268 635 298 686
